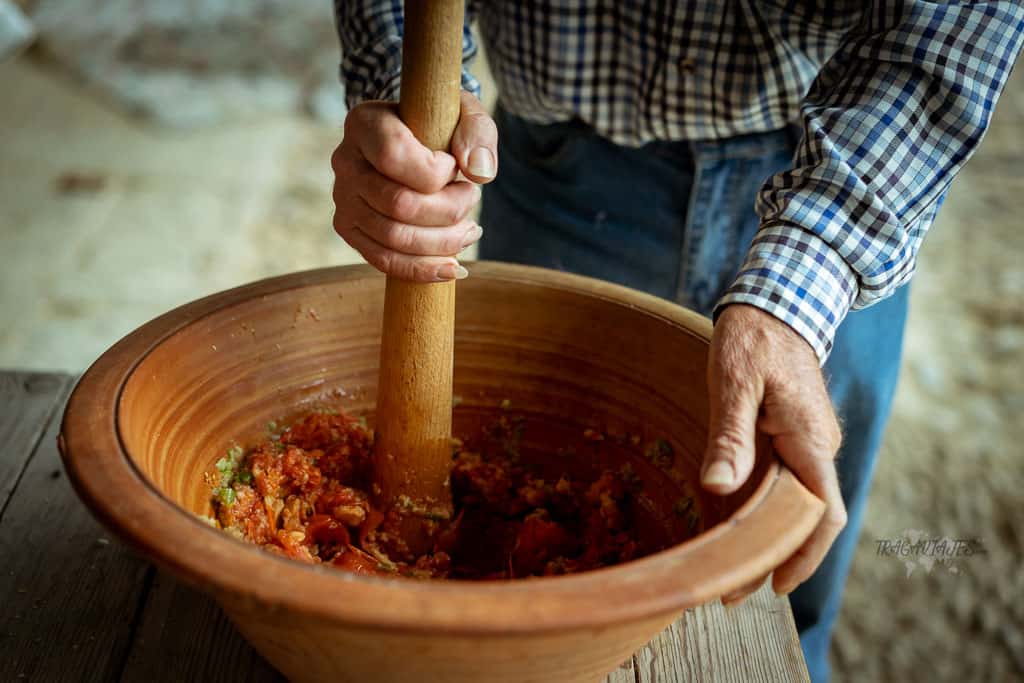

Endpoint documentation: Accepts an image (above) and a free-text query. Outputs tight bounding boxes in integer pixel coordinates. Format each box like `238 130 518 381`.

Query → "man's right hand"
331 91 498 282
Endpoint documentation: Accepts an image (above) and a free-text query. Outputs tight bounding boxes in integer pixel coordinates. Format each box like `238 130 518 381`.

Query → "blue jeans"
480 106 908 683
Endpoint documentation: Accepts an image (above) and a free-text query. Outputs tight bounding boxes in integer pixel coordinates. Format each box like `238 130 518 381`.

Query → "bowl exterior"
220 594 675 683
60 262 824 681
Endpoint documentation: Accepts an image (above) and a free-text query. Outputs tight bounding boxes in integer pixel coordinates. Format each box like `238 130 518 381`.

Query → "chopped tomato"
212 411 657 580
332 546 390 576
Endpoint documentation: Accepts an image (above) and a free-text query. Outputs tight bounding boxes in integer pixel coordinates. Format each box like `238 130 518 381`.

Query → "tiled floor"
2 51 1021 682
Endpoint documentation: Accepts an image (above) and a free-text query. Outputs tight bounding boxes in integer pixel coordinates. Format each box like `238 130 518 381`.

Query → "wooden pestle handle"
373 0 465 552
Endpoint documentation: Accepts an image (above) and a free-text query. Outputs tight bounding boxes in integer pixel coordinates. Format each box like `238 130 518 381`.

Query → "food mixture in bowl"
207 408 698 579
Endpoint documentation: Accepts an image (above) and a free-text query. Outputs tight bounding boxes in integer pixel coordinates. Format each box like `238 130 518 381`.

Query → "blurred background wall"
1 1 1021 680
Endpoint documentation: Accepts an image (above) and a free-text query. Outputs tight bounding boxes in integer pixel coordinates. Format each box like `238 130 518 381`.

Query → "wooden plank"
669 585 809 682
120 582 806 683
0 372 70 515
605 655 638 683
635 618 687 683
120 572 283 683
0 382 153 682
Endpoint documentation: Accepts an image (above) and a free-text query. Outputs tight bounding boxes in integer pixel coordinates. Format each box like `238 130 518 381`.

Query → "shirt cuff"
714 222 858 364
461 70 482 100
348 69 481 107
377 72 402 103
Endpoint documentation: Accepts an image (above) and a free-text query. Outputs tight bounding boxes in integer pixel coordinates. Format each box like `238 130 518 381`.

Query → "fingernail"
468 147 494 179
702 460 734 488
460 224 483 249
436 263 470 281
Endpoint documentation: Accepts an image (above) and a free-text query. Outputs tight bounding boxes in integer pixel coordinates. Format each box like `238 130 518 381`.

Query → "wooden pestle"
373 0 465 556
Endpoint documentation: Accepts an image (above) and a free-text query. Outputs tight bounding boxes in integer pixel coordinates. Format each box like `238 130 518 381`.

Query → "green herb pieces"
395 494 452 521
644 438 675 469
213 444 250 495
217 487 237 506
672 496 700 532
672 497 693 516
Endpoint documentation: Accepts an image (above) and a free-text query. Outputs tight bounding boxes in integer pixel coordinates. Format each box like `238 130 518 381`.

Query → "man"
330 2 1023 680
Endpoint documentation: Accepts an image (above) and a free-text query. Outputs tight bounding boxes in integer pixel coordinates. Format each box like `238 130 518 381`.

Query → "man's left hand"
701 304 846 606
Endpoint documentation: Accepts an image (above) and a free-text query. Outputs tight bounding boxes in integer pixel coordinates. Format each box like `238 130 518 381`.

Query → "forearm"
719 1 1024 362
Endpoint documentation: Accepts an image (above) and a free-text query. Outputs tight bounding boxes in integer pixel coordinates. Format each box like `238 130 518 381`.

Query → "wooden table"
0 371 810 682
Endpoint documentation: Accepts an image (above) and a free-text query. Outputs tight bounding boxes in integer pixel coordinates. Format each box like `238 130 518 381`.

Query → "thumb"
451 91 499 184
702 374 761 495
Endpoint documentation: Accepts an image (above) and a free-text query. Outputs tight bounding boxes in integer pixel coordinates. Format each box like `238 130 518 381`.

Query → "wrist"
715 223 858 365
715 303 820 362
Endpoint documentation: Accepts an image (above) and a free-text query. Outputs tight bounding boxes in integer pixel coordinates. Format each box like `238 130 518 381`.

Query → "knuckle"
445 200 464 225
331 212 346 238
342 112 358 137
376 141 405 174
826 508 848 531
388 187 416 219
330 144 345 171
374 250 396 276
331 207 356 234
440 229 465 256
812 425 842 459
710 428 746 458
345 102 374 135
829 422 843 451
423 159 452 192
464 110 497 135
410 259 439 282
387 223 417 252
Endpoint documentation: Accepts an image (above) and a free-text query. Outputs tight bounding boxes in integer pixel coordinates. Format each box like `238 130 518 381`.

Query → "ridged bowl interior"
117 264 763 550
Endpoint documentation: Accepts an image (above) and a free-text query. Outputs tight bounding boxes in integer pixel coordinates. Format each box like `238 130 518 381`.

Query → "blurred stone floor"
1 48 1022 682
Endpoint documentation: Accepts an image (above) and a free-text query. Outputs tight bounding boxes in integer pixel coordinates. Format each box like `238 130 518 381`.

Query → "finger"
769 433 847 595
346 101 457 194
451 91 499 184
721 572 770 609
701 361 762 495
334 217 469 283
759 387 844 594
354 162 481 226
351 197 482 257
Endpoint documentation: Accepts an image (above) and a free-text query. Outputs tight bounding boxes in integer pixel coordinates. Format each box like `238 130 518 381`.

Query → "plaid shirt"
336 1 1024 362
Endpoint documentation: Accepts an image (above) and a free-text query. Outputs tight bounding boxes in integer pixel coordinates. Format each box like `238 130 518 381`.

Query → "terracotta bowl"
59 262 823 683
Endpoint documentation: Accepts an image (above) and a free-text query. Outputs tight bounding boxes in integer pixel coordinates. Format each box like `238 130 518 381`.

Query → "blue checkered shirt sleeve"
334 0 480 109
718 2 1024 362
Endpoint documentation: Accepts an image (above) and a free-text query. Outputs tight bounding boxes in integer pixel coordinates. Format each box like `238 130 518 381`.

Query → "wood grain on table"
0 371 809 683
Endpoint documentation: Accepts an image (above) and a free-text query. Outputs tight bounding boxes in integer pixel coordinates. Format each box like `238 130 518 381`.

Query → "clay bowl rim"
59 262 824 636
